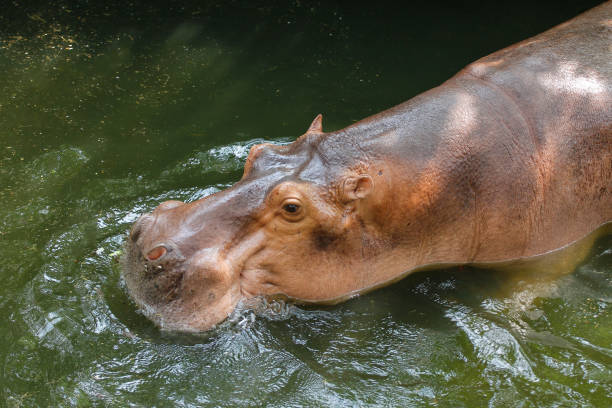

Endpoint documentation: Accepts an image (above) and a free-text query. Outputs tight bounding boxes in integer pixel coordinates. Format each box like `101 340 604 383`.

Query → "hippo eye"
280 198 304 220
283 203 299 213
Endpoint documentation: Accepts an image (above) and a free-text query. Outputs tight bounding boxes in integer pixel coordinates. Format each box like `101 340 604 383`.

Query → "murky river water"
1 1 610 406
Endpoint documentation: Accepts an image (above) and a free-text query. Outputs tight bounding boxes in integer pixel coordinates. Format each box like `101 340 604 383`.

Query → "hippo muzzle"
123 198 243 332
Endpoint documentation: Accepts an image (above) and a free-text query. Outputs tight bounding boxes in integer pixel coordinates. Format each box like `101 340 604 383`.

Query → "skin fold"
123 2 611 332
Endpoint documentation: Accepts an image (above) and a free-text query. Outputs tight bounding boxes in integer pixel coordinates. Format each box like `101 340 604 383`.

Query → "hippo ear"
306 114 323 134
341 175 373 203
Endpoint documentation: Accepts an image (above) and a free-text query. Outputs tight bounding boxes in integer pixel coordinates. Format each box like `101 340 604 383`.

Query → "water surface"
1 1 610 406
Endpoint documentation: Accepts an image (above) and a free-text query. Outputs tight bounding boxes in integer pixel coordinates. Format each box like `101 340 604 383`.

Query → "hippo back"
458 2 611 254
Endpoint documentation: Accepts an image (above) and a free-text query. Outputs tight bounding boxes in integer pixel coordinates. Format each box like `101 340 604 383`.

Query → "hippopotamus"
123 2 611 332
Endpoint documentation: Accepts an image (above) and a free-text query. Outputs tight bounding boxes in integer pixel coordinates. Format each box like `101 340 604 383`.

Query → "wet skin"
124 2 612 332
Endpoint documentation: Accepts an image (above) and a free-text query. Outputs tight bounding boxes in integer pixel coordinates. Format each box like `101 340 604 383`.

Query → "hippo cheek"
144 249 241 332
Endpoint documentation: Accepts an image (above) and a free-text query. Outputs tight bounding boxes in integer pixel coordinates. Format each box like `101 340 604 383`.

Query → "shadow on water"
0 0 609 407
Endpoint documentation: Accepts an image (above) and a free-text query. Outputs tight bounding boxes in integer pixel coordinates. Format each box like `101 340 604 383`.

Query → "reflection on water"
0 1 609 406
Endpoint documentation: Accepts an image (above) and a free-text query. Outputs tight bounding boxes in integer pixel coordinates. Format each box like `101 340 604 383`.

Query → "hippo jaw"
122 240 241 332
123 215 244 332
122 186 263 333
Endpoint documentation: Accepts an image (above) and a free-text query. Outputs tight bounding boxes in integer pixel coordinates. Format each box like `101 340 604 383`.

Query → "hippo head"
123 115 387 332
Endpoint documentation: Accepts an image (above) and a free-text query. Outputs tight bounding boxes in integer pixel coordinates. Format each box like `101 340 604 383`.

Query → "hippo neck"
294 75 543 302
330 79 493 260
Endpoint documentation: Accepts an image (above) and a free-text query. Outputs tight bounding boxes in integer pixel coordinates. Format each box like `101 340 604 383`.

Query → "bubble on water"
21 304 75 354
223 296 296 331
446 304 538 382
161 138 291 179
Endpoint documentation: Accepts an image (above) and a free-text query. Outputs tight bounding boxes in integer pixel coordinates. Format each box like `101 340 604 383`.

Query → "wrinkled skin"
124 2 612 332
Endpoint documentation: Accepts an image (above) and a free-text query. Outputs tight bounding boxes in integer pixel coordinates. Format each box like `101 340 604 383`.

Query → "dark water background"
1 0 610 406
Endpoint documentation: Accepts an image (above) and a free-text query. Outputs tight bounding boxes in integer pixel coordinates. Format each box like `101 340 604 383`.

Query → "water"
1 1 610 406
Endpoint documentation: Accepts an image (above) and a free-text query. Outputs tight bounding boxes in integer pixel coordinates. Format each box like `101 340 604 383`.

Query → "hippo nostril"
146 246 167 261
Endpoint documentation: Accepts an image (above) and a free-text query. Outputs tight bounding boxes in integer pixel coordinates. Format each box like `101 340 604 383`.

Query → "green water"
1 1 610 406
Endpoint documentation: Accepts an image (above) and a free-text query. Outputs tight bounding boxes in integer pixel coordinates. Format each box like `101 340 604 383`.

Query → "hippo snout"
129 200 186 245
124 239 186 310
128 224 185 277
130 200 185 240
124 201 190 302
122 192 249 332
